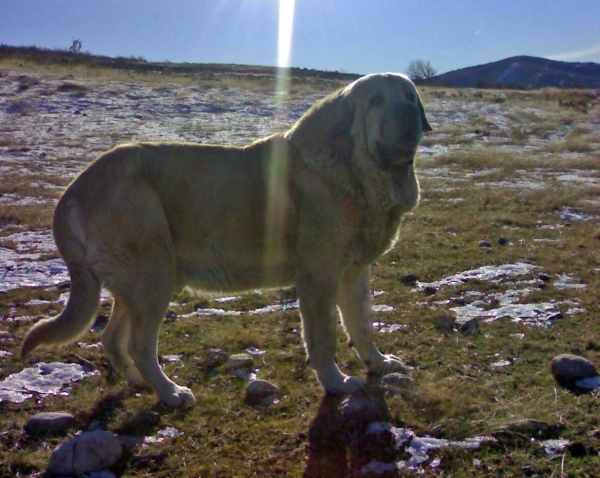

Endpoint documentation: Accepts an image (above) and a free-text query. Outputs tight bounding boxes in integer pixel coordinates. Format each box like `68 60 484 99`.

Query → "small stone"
433 314 456 332
498 236 509 246
551 354 598 387
458 318 481 335
397 273 418 285
450 244 459 250
382 373 417 389
164 310 178 322
547 312 563 322
566 441 587 457
47 430 122 476
478 240 492 248
423 286 437 296
224 353 254 372
25 412 74 436
205 348 228 368
245 380 279 406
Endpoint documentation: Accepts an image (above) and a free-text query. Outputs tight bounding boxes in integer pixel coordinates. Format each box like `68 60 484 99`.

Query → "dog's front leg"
338 263 406 375
297 271 364 395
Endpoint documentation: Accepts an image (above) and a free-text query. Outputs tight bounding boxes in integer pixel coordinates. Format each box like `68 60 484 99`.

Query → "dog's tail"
21 194 101 359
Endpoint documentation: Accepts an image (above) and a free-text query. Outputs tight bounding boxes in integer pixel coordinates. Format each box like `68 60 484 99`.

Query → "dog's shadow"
304 381 400 478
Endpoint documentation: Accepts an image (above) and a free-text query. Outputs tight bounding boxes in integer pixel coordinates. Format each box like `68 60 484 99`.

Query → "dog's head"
342 73 432 169
287 73 432 170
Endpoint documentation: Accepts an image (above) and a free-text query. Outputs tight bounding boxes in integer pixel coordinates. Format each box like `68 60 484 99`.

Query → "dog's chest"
357 171 418 260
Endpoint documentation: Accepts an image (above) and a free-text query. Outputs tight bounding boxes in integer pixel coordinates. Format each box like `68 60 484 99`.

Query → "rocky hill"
431 56 600 89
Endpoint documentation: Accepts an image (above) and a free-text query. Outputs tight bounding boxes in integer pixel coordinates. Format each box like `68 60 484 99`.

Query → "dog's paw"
159 386 196 409
317 365 365 395
367 354 407 376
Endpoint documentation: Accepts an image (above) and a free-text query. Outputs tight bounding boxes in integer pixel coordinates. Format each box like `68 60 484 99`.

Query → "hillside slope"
431 56 600 89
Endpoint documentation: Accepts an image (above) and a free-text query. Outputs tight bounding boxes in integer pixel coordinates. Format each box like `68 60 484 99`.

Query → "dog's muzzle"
375 139 418 169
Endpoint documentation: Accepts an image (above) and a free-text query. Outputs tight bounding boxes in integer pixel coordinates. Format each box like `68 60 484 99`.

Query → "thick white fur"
21 73 432 408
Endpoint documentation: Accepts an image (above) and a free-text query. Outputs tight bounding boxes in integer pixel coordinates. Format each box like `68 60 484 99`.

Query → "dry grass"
427 148 543 172
546 135 595 153
0 204 54 228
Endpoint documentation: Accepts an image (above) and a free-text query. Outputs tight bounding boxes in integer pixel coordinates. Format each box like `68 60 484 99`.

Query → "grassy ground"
0 53 599 477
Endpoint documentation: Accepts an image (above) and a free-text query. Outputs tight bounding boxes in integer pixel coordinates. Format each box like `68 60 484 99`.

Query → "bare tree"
69 39 82 54
406 59 438 83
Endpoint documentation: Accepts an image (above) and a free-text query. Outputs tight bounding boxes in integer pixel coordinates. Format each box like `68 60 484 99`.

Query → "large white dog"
22 73 432 408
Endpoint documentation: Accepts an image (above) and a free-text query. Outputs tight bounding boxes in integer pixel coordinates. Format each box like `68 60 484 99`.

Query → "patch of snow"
0 362 99 403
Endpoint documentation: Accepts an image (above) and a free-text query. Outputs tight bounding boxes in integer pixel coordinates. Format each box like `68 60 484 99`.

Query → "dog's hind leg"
127 270 195 408
101 300 145 385
97 186 195 409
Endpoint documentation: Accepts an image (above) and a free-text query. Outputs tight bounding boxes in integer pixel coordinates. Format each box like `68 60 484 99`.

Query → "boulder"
205 348 228 368
382 373 417 390
458 318 481 335
245 380 279 406
433 314 456 332
551 354 598 387
47 430 122 476
224 353 254 372
25 412 74 436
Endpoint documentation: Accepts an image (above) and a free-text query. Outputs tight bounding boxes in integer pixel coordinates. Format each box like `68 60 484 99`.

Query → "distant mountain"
430 56 600 89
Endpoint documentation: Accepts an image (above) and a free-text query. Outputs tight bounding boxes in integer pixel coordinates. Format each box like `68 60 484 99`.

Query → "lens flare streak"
265 0 295 278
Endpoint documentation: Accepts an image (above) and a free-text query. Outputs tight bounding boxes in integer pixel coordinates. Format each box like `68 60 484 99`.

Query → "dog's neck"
352 151 419 213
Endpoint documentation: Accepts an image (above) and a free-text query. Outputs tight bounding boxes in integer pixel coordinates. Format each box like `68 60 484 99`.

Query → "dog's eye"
368 94 384 110
406 92 416 103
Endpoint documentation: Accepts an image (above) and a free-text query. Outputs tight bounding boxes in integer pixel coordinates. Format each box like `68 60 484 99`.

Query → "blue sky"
1 0 599 75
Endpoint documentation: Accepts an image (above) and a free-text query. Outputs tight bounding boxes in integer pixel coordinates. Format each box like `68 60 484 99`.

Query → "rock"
341 391 393 466
47 430 122 476
547 312 563 322
224 353 254 372
205 348 228 368
382 373 417 389
245 380 279 406
433 314 456 332
423 286 437 296
498 236 509 246
25 412 74 436
118 434 144 450
478 240 492 248
551 354 598 387
566 441 587 457
397 273 418 286
458 318 481 335
450 244 459 250
341 392 387 425
164 310 178 322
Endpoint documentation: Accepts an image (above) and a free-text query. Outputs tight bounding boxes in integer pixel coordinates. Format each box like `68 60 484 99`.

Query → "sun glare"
275 0 295 104
277 0 295 69
264 0 296 278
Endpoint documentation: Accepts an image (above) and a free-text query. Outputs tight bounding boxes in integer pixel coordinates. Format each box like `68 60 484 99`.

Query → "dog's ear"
285 89 356 158
329 98 357 157
417 95 433 132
